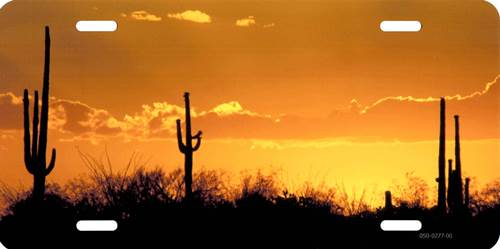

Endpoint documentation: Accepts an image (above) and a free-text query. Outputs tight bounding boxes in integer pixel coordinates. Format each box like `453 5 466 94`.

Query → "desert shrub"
469 178 500 215
391 172 429 208
296 182 343 214
193 169 230 206
238 170 280 199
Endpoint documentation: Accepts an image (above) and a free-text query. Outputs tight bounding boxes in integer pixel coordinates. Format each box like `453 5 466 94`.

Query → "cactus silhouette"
176 92 202 200
441 113 470 215
464 177 470 209
453 115 463 206
384 191 392 210
436 97 447 213
23 26 56 202
435 99 472 215
447 159 456 211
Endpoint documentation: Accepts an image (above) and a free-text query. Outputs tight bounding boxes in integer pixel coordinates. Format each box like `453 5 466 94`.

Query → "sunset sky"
0 0 499 206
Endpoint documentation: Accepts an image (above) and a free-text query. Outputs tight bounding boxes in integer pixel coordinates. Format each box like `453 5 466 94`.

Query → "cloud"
249 138 361 150
123 10 162 22
263 23 275 28
236 16 256 27
195 75 500 140
0 75 498 143
0 93 124 142
0 91 197 142
204 101 268 118
167 10 211 23
49 99 123 136
51 99 191 142
121 101 186 140
358 74 500 114
247 138 430 150
0 92 23 130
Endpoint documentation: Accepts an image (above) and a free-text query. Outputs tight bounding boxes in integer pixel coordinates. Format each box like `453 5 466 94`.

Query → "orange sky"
0 0 499 206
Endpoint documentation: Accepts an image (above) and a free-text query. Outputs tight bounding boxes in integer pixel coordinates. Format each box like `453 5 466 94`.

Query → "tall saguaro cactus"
445 115 470 214
436 97 447 213
23 26 56 202
454 115 463 205
434 100 470 214
176 92 202 200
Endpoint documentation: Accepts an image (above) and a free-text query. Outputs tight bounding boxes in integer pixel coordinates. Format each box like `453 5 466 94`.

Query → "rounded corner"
0 0 13 11
484 0 500 18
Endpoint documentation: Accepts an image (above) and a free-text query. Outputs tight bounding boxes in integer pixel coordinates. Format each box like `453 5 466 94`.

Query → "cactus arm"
32 91 39 162
192 131 202 151
45 148 56 176
176 119 187 153
23 90 34 175
193 130 202 138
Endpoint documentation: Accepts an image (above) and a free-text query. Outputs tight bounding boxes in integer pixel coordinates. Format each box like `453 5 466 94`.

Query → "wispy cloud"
235 16 256 27
263 23 275 28
358 74 500 114
123 10 162 22
249 138 360 150
167 10 211 23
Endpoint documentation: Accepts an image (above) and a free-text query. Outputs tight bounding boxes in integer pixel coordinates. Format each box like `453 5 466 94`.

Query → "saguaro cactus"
436 97 447 213
447 159 456 211
176 92 202 200
454 115 463 205
384 191 392 210
446 115 469 214
23 26 56 202
464 177 470 209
